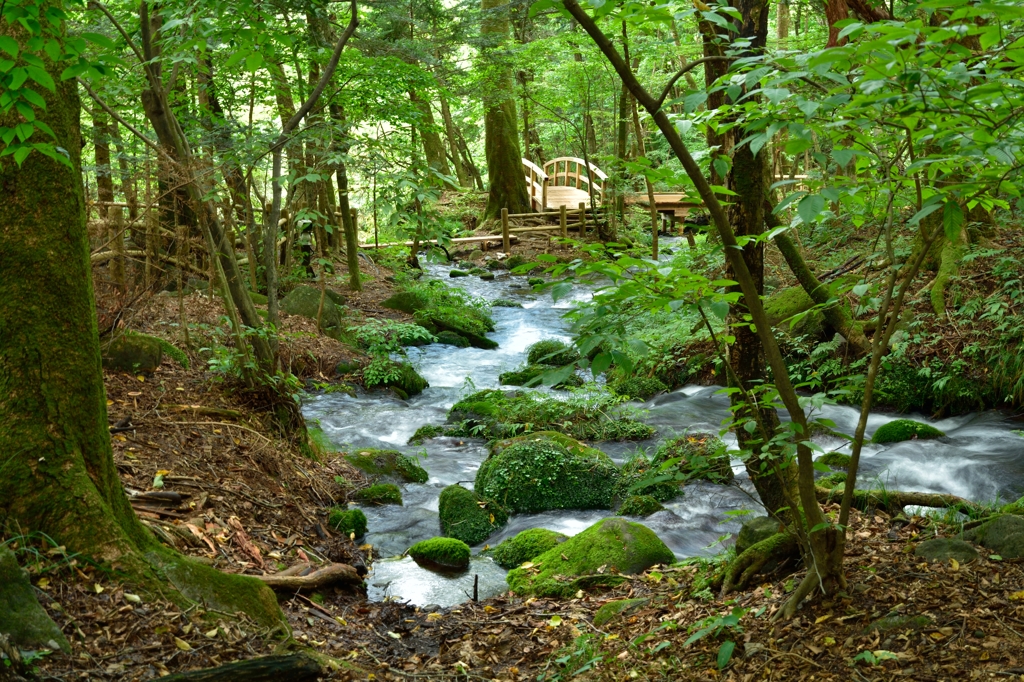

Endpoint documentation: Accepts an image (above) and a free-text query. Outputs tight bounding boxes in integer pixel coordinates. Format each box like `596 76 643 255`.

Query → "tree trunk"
439 93 471 187
92 110 125 291
481 0 531 219
778 0 791 42
0 13 281 626
329 104 362 291
825 0 849 47
410 91 452 178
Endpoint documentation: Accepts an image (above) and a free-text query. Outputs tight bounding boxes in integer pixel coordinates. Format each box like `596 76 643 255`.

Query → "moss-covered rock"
506 518 674 597
356 483 403 506
415 307 497 350
436 330 470 347
476 433 619 514
491 528 568 569
735 516 783 555
381 290 431 314
325 289 347 307
344 449 428 483
1002 496 1024 515
281 285 343 334
478 272 495 281
101 334 162 373
408 537 470 571
526 339 580 366
609 376 668 401
818 451 851 470
871 419 945 444
408 424 448 445
248 290 268 305
528 277 545 286
593 598 650 627
364 360 429 397
438 485 508 545
491 298 523 308
963 514 1024 559
613 455 680 503
499 363 583 389
764 285 823 337
914 538 979 563
618 495 666 517
336 358 363 375
448 390 653 442
449 269 469 278
864 614 932 634
817 472 847 489
0 547 69 651
653 433 733 484
328 507 368 538
505 255 526 270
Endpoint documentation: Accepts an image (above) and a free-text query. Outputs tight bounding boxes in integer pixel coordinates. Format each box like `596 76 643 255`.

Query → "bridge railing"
521 158 549 212
543 157 607 203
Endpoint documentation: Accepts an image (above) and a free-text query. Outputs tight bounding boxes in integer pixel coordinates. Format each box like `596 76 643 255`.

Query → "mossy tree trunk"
0 14 282 627
481 0 531 219
410 91 452 179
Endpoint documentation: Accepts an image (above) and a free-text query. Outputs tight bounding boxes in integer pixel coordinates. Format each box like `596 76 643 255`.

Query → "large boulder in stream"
438 485 508 545
408 538 470 571
871 419 945 444
475 432 619 514
344 448 428 483
506 518 674 597
491 528 568 569
414 307 497 349
653 432 734 484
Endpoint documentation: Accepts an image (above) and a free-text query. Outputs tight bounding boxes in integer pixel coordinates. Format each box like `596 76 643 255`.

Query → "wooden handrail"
521 158 548 181
542 157 606 199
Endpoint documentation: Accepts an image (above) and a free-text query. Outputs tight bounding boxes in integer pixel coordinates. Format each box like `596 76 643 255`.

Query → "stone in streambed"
736 516 784 555
490 528 568 569
438 485 507 546
408 538 470 571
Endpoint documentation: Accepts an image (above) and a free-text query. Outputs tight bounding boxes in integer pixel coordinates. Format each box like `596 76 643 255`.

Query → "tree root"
721 532 799 594
159 653 322 681
776 564 847 620
815 486 980 517
256 563 362 591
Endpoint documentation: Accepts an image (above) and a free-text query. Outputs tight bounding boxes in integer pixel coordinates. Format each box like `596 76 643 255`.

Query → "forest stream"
303 244 1024 609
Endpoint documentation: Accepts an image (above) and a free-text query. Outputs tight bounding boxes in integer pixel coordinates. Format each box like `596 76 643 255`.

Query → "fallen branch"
159 654 322 682
816 486 979 516
256 563 362 591
161 404 244 419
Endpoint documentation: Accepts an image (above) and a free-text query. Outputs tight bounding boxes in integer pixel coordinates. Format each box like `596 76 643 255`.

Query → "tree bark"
410 91 452 178
439 93 471 187
481 0 531 219
329 104 362 291
825 0 849 47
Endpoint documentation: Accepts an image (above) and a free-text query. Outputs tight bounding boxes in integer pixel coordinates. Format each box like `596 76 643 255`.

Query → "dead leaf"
174 637 191 651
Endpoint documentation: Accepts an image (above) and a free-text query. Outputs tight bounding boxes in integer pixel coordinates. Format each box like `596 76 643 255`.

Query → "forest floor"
17 219 1024 681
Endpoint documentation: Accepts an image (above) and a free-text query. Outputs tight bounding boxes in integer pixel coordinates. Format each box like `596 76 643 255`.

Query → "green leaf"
25 65 54 91
224 50 248 69
14 144 31 165
0 36 18 58
10 66 27 89
832 149 854 168
712 157 730 179
761 88 790 104
81 32 116 49
709 300 729 321
551 281 572 301
590 352 612 376
717 641 735 670
244 52 264 72
942 201 963 241
21 87 45 109
908 201 943 226
15 101 35 121
797 194 825 224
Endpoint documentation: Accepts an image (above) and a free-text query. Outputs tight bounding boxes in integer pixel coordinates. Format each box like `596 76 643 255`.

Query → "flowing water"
303 243 1024 607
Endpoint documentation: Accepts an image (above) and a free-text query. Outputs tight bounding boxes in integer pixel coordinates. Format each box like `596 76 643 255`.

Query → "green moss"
614 455 680 503
593 598 650 627
449 269 469 277
499 363 584 389
764 285 823 337
504 255 526 270
475 434 619 513
101 334 162 373
818 451 851 470
608 376 668 401
248 291 268 305
125 333 189 369
448 390 653 442
364 361 429 397
281 285 344 334
344 449 428 483
1001 496 1024 515
0 547 70 651
865 614 933 634
356 483 403 505
408 537 471 571
526 339 580 366
871 419 945 444
414 307 497 349
381 290 430 314
328 507 368 538
491 299 523 308
438 485 508 545
653 433 733 484
408 424 448 445
528 277 545 286
491 528 568 569
436 330 470 347
817 472 847 489
617 495 666 517
506 518 674 598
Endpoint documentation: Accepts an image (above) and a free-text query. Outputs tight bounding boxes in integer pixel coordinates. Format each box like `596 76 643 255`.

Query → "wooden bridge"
522 157 701 221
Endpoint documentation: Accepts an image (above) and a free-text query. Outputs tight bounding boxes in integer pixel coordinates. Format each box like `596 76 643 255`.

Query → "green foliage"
356 483 403 505
435 330 470 347
491 298 523 308
407 537 470 571
408 424 448 445
608 375 668 401
362 359 428 398
490 528 567 569
544 633 606 681
653 433 734 484
498 363 584 389
684 607 747 671
871 419 945 444
817 472 847 489
328 508 367 538
352 318 436 353
438 485 508 546
475 434 619 513
448 389 654 442
614 454 681 503
343 448 428 483
617 495 666 517
526 339 580 366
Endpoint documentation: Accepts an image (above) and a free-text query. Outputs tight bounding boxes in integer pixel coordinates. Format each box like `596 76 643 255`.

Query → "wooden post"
501 208 510 254
542 177 548 211
578 202 586 236
350 207 358 237
559 205 567 239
